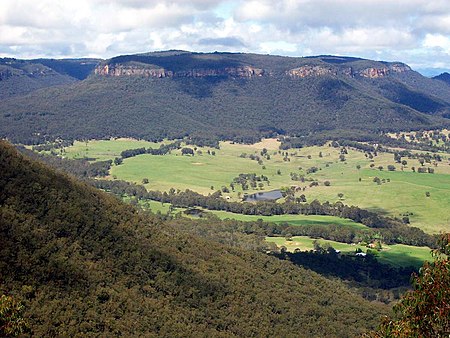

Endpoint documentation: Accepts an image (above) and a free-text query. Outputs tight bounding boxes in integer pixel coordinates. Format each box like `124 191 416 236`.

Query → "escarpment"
286 63 411 79
358 64 411 78
94 63 265 78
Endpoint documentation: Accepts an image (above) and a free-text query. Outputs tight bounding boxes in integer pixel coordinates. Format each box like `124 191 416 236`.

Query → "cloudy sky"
1 0 449 74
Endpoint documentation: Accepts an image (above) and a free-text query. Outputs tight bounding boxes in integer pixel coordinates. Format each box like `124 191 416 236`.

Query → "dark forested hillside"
0 52 449 144
433 72 450 86
0 140 388 336
0 58 100 100
0 59 77 99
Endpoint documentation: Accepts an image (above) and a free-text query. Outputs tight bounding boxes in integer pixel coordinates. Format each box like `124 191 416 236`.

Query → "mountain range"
0 51 449 144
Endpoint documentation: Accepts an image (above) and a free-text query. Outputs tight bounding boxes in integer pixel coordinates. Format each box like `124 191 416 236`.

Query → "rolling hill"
0 58 99 99
0 51 449 144
0 140 388 336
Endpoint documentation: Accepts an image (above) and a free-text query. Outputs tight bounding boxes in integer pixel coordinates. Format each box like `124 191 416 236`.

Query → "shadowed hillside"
433 72 450 86
0 140 388 336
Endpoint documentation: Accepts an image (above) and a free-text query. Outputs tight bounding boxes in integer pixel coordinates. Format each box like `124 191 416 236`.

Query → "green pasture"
111 148 265 195
209 210 368 230
112 140 449 233
266 236 433 268
60 138 450 233
63 138 163 161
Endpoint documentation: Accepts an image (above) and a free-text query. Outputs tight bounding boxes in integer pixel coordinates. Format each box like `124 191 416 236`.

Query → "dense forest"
0 140 390 336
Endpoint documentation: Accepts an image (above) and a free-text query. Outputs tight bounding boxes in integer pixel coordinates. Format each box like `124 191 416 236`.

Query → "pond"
243 189 283 202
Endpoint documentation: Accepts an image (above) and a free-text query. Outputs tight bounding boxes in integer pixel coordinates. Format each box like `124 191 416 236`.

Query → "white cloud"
259 41 297 54
423 34 450 54
0 0 448 71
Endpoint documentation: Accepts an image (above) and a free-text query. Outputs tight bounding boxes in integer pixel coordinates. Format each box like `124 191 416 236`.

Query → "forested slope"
0 140 387 336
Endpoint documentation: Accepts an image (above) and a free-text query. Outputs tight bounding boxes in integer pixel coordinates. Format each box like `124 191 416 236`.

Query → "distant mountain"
0 51 449 144
30 58 100 80
0 58 100 99
0 140 387 336
433 72 450 85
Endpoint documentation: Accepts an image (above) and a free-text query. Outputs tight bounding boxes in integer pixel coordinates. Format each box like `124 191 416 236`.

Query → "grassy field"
61 138 450 233
266 236 433 268
209 210 368 230
63 138 163 161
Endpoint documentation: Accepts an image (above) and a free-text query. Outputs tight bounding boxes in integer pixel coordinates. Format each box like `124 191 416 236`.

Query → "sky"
1 0 449 75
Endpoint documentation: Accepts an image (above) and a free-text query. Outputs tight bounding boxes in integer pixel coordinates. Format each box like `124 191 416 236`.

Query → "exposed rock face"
287 63 411 79
94 64 172 78
96 60 411 80
288 65 337 78
358 67 390 78
95 64 265 78
178 66 265 78
358 64 411 78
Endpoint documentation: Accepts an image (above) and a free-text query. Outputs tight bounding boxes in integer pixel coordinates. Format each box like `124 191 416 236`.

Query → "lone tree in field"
337 193 344 200
373 233 450 337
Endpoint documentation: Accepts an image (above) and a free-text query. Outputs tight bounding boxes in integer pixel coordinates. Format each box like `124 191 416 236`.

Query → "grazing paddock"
60 138 450 233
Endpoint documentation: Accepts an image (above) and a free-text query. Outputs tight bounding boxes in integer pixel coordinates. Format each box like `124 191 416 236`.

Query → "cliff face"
288 65 337 78
94 53 412 80
287 63 411 79
358 64 411 78
94 64 173 77
94 64 265 78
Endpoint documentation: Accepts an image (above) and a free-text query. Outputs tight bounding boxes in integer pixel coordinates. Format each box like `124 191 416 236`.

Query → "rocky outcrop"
177 66 264 78
288 65 337 78
94 64 172 78
96 60 411 80
287 65 356 78
94 64 265 78
358 67 390 78
287 63 411 79
358 64 411 78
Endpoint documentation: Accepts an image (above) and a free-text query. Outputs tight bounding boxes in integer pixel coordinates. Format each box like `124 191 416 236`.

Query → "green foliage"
374 234 450 337
0 295 29 336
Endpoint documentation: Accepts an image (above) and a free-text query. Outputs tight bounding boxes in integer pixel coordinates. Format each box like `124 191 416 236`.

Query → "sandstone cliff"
358 64 411 78
288 65 337 78
94 64 265 78
287 63 411 79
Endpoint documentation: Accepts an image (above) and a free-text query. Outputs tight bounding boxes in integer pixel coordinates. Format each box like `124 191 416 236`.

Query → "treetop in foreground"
373 233 450 337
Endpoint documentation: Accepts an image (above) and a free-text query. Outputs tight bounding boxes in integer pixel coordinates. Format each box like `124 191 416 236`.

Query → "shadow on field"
276 250 416 289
